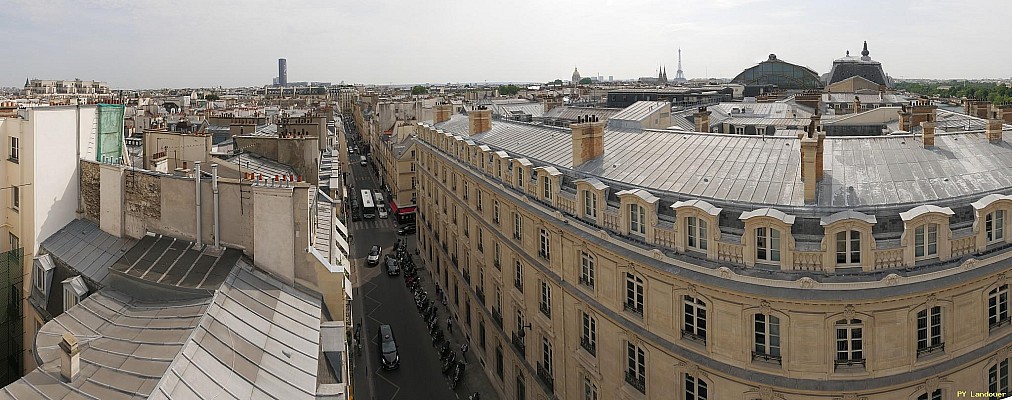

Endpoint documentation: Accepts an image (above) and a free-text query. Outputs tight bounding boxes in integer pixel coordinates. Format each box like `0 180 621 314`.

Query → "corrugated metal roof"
433 114 1012 210
543 106 623 121
610 101 668 122
226 152 298 179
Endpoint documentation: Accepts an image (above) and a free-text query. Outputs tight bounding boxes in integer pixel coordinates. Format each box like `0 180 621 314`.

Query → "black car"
397 224 416 235
385 256 400 276
378 324 399 370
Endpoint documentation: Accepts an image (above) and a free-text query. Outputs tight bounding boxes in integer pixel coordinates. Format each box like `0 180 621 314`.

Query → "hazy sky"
2 0 1009 88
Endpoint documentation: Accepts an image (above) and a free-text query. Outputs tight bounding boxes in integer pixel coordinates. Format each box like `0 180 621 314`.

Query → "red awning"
390 200 416 215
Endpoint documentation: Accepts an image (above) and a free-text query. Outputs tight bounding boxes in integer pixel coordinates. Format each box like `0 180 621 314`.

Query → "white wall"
29 106 96 251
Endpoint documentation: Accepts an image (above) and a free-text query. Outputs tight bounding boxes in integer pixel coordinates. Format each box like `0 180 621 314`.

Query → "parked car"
385 256 400 276
378 208 389 219
367 245 381 265
378 324 400 370
397 224 416 235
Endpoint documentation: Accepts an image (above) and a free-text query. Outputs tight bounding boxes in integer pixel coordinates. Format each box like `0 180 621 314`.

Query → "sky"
1 0 1010 89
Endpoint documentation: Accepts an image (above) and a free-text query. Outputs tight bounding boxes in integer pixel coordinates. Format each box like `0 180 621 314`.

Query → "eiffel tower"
674 48 687 83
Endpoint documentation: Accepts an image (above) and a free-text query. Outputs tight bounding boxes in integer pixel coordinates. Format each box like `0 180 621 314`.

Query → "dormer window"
62 276 88 312
835 230 861 265
755 227 781 263
987 210 1006 244
629 204 646 235
914 223 938 259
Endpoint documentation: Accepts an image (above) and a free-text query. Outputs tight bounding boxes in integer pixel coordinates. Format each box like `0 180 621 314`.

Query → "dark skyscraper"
278 58 288 86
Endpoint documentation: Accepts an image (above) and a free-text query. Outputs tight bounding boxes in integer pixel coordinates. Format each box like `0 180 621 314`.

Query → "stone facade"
79 161 100 222
124 169 161 220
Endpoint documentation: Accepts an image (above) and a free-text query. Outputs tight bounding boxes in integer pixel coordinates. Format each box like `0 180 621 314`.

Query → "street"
349 148 470 400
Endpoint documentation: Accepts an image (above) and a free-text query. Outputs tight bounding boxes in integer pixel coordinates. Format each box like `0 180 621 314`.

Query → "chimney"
800 115 825 203
975 100 992 119
988 111 1004 143
543 96 562 114
898 105 912 131
852 96 861 113
694 107 711 133
434 102 453 124
996 103 1012 124
468 105 492 134
59 332 80 382
921 119 936 147
910 101 937 128
572 115 605 167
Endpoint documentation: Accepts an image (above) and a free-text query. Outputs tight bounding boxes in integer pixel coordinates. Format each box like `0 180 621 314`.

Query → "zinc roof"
434 114 1012 211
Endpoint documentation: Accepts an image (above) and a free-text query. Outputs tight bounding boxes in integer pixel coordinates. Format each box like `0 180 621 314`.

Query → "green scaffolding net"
96 104 125 163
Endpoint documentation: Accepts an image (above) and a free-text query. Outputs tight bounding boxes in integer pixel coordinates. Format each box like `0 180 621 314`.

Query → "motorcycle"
438 343 451 359
468 393 480 400
450 362 465 389
441 354 457 374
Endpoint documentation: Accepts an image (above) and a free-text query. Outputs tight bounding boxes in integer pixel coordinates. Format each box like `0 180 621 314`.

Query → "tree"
553 79 563 85
579 77 593 84
203 94 220 101
498 84 521 96
411 85 428 95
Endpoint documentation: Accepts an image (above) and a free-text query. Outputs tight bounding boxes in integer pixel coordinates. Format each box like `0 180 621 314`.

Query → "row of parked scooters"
400 240 468 390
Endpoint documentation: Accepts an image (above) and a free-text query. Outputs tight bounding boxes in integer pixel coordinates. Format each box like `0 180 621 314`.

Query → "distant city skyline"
2 0 1010 89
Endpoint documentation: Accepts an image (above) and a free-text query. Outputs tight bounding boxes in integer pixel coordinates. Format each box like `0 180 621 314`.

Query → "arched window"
989 284 1010 331
683 295 707 344
624 273 644 315
915 306 943 356
579 252 595 288
990 359 1010 399
684 374 708 400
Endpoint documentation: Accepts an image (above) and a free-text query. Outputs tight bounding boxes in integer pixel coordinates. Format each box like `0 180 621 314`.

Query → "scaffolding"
96 104 125 163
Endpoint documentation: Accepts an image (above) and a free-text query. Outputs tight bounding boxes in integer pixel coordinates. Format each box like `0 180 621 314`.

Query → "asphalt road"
349 160 460 400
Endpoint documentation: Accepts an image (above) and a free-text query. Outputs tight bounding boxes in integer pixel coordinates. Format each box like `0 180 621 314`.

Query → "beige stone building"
413 104 1012 399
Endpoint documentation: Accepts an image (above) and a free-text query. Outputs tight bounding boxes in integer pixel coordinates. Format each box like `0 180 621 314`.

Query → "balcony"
579 337 596 356
833 358 866 369
681 330 706 345
491 309 503 328
751 351 782 365
990 317 1011 332
624 371 645 394
536 362 554 392
623 302 643 316
916 343 945 357
539 302 551 318
511 333 526 355
578 276 594 289
513 232 522 241
538 250 549 260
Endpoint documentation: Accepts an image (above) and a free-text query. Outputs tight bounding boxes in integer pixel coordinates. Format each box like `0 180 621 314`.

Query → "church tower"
572 67 581 86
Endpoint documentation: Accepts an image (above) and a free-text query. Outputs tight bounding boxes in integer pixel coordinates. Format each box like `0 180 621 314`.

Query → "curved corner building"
414 103 1012 399
731 54 823 91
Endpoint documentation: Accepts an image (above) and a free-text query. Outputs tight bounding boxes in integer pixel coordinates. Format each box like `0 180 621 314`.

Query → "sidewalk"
409 240 500 400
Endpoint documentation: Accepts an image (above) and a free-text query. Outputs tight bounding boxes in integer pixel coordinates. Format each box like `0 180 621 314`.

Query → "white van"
359 156 367 166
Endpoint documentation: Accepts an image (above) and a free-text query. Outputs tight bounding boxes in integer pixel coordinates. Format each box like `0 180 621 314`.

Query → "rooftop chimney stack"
898 105 912 131
987 111 1004 143
800 114 825 203
59 333 80 382
921 117 936 148
852 96 861 113
910 101 937 128
995 103 1012 124
694 107 711 133
434 102 453 124
571 114 605 167
468 105 492 134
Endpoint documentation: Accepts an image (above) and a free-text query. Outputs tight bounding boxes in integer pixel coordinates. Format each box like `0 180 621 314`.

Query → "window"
9 137 18 162
517 169 524 188
989 284 1009 330
682 296 707 343
755 227 781 263
625 343 646 394
513 212 523 240
835 230 861 265
624 273 644 315
735 126 745 135
452 174 457 190
542 176 552 200
990 359 1010 400
494 242 501 269
541 337 553 380
539 229 550 260
479 321 486 351
916 389 942 400
987 210 1006 244
686 216 707 251
914 223 938 259
9 233 18 252
834 319 864 367
753 313 781 363
539 280 551 317
63 284 80 311
629 204 646 235
11 185 19 210
493 200 500 224
514 261 524 292
33 260 45 291
496 344 504 379
516 373 526 400
476 190 483 211
583 191 597 218
477 228 484 252
579 252 595 288
916 306 943 356
685 374 708 400
581 312 596 355
410 163 416 172
463 215 469 237
583 377 599 400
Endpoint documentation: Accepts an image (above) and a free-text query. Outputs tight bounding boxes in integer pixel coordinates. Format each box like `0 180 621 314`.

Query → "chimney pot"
59 332 80 382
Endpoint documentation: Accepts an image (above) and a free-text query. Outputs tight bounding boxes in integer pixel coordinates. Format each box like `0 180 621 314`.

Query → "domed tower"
572 67 581 86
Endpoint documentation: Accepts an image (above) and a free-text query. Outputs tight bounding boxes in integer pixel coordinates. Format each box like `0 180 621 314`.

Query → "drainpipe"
212 164 220 250
195 161 202 248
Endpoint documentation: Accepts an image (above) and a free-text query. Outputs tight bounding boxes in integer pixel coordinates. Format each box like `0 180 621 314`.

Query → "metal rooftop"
435 114 1012 212
39 219 136 286
110 235 242 289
